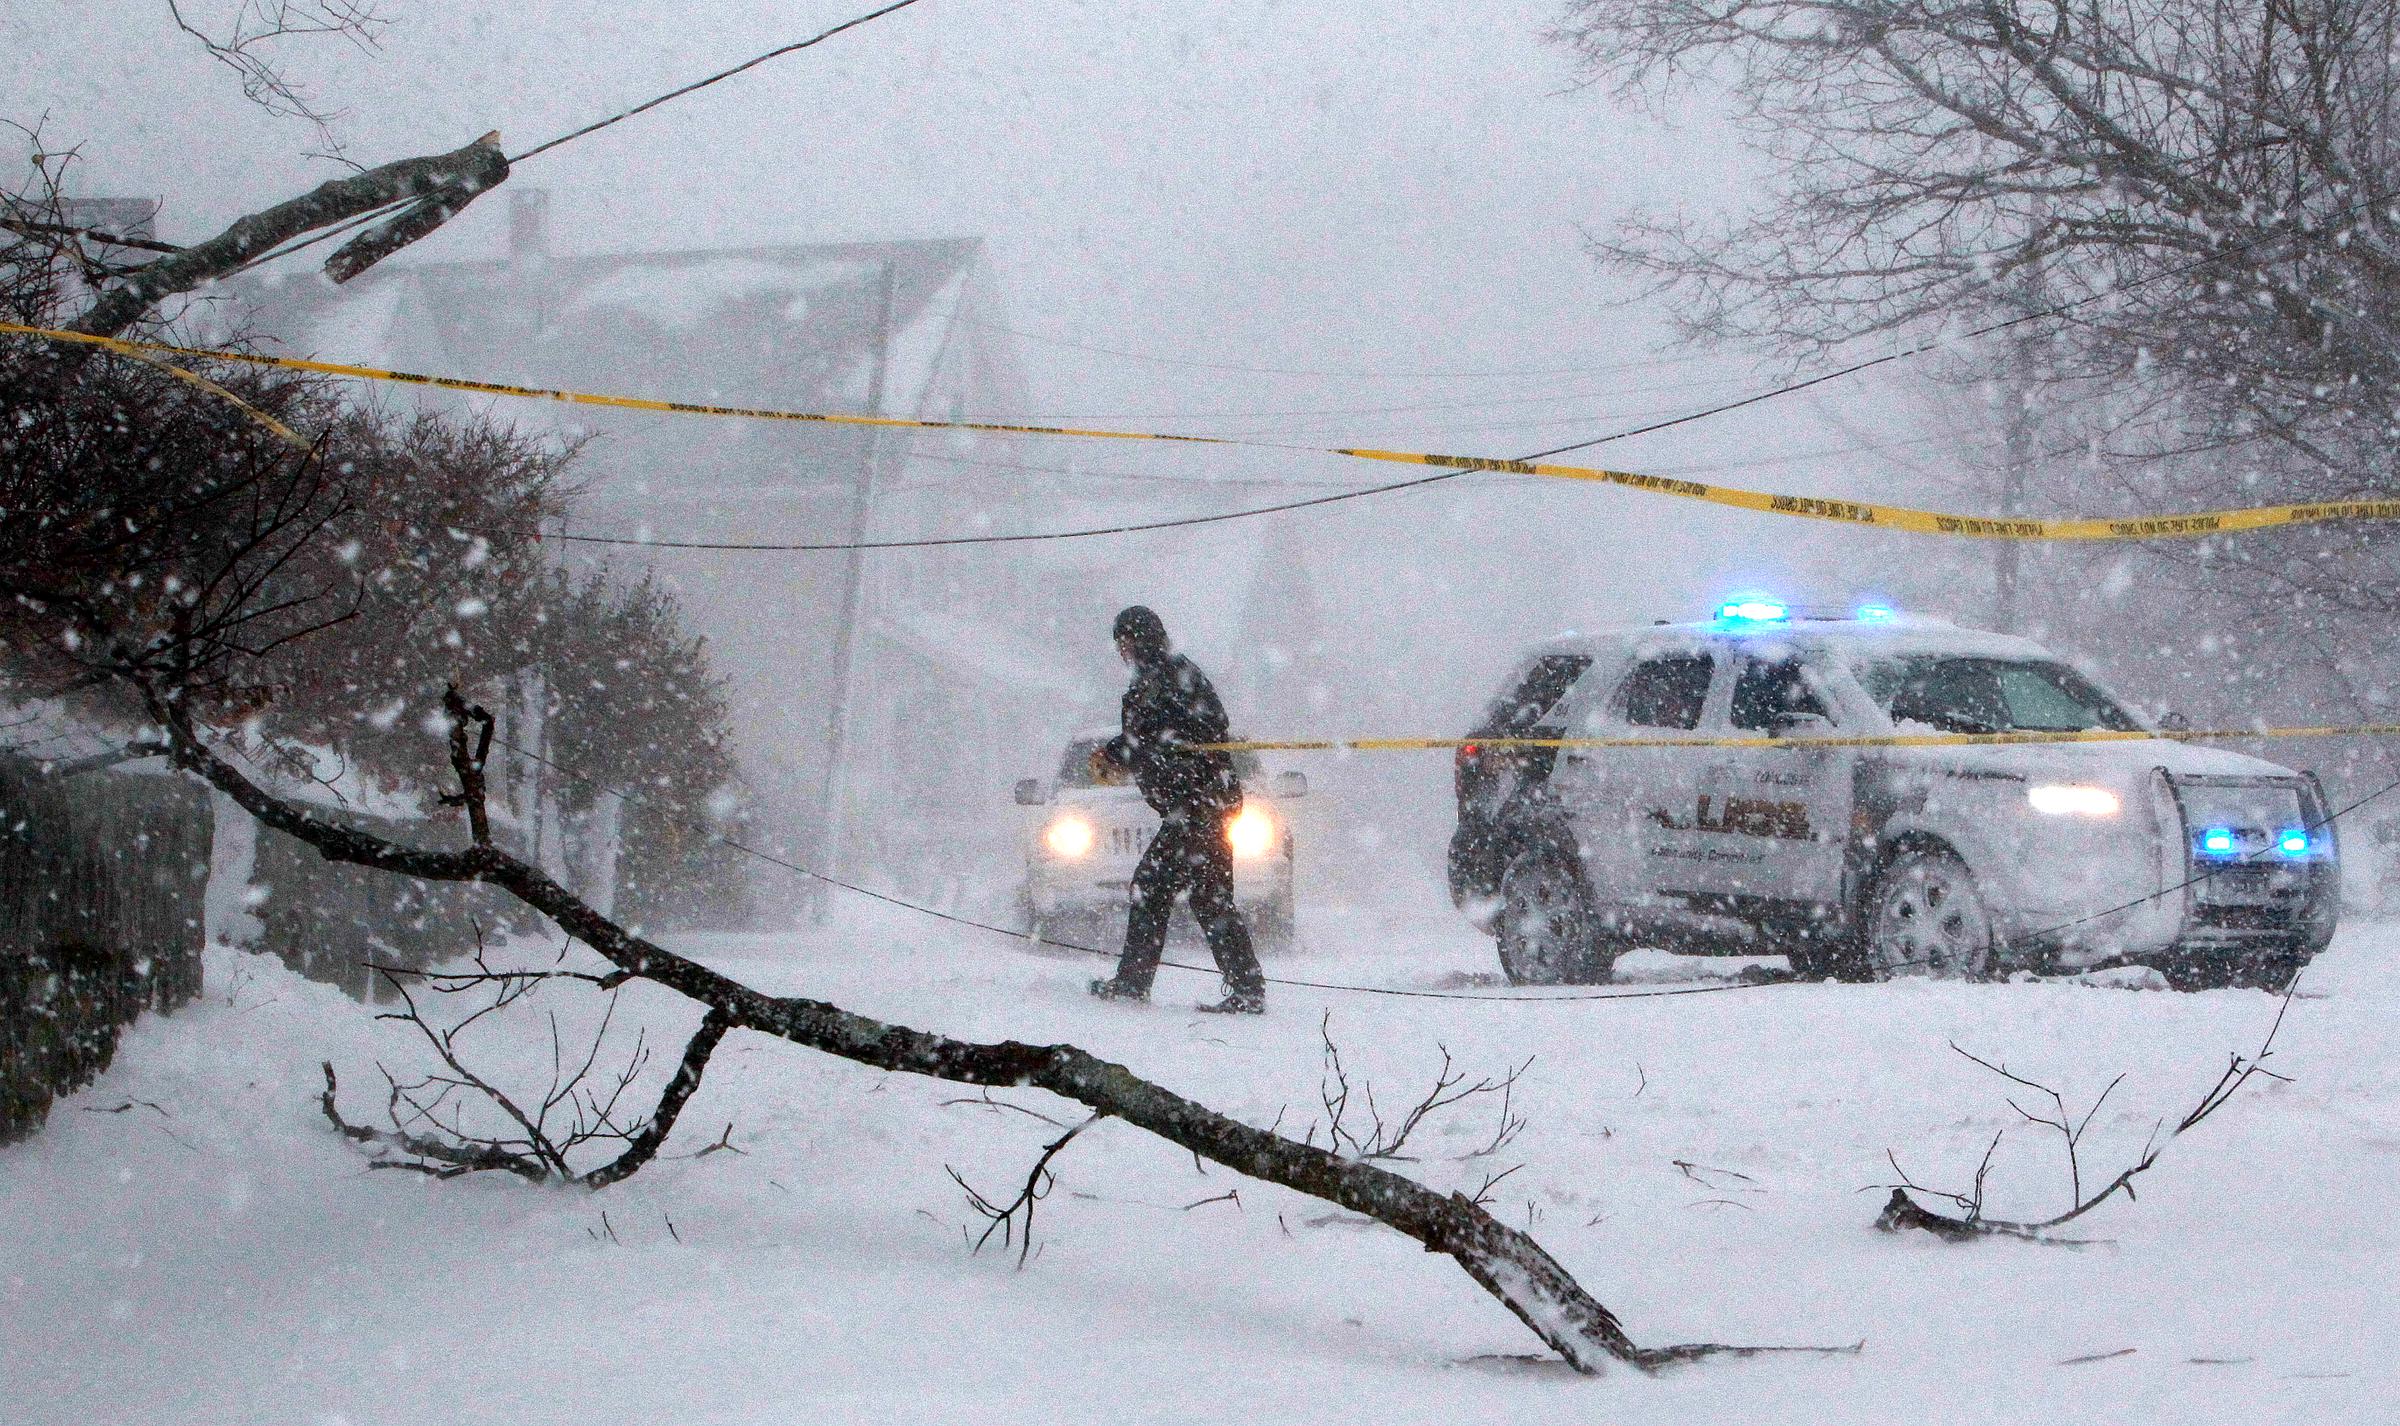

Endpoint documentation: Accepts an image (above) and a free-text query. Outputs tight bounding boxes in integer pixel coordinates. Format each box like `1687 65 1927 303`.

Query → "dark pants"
1112 804 1264 998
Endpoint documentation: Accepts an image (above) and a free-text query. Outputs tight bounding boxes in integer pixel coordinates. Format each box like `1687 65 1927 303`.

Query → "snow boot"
1195 991 1265 1015
1088 977 1149 1003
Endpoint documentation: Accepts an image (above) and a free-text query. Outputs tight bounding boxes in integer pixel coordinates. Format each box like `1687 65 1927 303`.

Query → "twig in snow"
1876 978 2301 1240
949 1112 1103 1270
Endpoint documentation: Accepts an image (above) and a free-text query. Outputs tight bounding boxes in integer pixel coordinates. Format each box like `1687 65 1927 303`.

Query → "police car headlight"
1044 815 1096 858
1226 804 1277 859
2027 784 2121 817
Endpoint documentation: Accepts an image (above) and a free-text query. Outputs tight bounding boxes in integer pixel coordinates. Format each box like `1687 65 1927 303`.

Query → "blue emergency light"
1854 604 1897 622
2197 827 2239 857
1716 596 1790 624
2279 828 2312 856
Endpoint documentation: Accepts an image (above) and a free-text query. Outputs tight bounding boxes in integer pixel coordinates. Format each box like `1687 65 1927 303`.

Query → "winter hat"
1112 605 1169 662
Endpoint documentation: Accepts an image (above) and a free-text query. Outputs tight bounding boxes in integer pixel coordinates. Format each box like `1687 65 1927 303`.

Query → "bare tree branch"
1877 979 2301 1239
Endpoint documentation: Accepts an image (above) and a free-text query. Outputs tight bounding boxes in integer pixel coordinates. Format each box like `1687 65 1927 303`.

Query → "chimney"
509 189 550 264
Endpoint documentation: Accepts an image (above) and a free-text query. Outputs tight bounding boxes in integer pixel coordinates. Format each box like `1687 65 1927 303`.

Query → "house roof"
222 237 986 424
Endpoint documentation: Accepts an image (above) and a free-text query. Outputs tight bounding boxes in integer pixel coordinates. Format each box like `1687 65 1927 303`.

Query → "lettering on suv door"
1652 795 1813 841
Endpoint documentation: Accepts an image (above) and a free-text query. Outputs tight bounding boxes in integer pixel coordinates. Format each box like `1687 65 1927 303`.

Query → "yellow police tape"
1204 723 2400 753
11 318 2400 542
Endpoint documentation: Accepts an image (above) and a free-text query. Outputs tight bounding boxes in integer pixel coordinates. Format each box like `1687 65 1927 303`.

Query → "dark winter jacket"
1106 652 1244 816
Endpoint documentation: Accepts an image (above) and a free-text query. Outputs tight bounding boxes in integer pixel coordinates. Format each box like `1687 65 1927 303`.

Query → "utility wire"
2020 763 2400 945
226 0 930 279
557 184 2391 553
509 0 930 163
491 735 1789 1005
497 728 2392 999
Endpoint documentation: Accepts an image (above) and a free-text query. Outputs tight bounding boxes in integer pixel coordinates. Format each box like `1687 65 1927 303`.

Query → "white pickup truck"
1448 600 2338 990
1016 731 1304 952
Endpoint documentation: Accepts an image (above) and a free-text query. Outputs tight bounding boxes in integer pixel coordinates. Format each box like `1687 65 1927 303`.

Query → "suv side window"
1616 654 1714 730
1479 654 1592 734
1730 658 1830 731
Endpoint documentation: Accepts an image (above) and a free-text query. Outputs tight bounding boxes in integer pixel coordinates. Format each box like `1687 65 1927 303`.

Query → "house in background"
221 191 1107 919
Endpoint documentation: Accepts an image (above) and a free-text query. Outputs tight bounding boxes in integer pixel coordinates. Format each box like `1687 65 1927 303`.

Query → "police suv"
1448 599 2338 989
1015 730 1304 952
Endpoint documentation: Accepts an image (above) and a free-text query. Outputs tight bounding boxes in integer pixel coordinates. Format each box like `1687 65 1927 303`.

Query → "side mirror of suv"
1013 778 1047 806
2158 710 2192 733
1270 770 1308 799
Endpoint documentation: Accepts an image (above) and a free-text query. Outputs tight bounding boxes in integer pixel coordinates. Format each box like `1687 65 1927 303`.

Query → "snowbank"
4 913 2395 1424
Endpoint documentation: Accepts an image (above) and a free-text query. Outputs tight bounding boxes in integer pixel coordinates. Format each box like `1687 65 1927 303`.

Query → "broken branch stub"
68 133 507 338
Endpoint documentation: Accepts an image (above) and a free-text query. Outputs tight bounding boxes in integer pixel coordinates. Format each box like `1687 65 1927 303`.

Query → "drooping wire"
2019 764 2400 946
490 735 1789 1005
544 207 2374 553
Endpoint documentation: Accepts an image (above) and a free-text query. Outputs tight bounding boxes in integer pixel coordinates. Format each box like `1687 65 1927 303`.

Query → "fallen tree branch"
1876 982 2300 1240
148 670 1826 1373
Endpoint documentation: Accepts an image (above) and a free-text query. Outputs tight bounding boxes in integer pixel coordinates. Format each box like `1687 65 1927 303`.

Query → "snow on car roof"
1524 614 2055 663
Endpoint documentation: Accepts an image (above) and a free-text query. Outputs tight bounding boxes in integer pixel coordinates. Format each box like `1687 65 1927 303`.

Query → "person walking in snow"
1086 605 1267 1014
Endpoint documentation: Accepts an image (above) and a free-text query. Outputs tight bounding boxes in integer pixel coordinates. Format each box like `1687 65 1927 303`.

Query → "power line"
491 734 1789 1005
2021 764 2400 945
554 467 1470 551
545 209 2338 553
509 0 930 164
227 0 931 279
949 312 1733 382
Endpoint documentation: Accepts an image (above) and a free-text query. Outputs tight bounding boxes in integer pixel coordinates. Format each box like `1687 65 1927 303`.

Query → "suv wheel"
1496 850 1611 985
1862 847 1994 981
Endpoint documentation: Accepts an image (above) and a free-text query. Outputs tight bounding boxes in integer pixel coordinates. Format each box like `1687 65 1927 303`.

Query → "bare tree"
1553 2 2400 507
162 0 397 161
1554 0 2400 757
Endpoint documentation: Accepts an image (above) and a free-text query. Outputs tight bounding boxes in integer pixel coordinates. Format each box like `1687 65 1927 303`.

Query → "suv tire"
1861 846 1995 981
1784 924 1871 983
1496 849 1615 985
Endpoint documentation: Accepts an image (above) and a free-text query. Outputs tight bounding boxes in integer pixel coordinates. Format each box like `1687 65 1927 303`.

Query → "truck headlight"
1226 803 1277 859
1044 814 1095 858
2027 784 2121 817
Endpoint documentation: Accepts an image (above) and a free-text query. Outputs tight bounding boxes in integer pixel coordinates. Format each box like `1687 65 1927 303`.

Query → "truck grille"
1109 826 1148 856
2169 773 2332 941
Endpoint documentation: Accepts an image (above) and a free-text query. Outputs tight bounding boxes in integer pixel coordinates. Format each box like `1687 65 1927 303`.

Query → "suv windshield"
1855 656 2141 735
1057 738 1263 788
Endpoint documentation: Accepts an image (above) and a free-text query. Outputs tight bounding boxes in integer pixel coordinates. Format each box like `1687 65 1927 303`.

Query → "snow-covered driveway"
6 903 2395 1424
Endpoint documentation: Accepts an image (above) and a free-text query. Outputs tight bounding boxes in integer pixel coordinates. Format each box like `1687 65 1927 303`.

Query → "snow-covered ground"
7 898 2396 1424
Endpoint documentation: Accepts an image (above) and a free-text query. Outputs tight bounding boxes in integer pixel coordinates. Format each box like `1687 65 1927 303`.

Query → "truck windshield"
1854 656 2142 735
